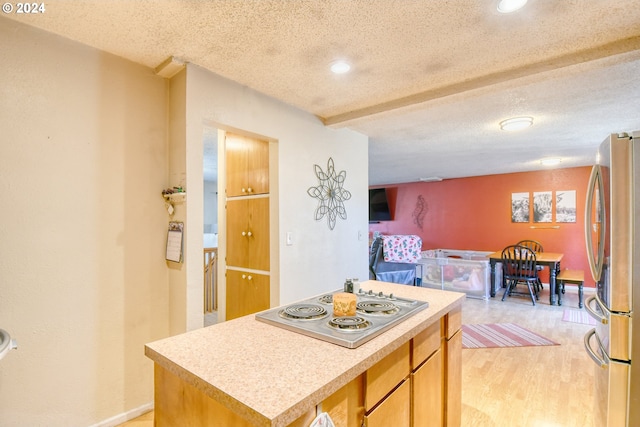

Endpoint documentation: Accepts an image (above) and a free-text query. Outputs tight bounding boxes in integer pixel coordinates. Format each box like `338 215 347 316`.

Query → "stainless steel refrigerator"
584 132 640 427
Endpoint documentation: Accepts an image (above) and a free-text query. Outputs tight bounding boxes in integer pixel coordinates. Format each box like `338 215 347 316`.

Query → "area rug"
562 309 596 326
462 323 559 349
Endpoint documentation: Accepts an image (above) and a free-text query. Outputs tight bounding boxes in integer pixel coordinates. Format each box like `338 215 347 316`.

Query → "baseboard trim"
89 402 153 427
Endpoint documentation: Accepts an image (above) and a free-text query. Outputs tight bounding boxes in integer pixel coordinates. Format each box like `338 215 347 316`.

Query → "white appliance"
584 132 640 427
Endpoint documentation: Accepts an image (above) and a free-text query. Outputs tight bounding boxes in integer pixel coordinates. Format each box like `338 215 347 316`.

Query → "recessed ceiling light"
497 0 528 13
499 116 533 131
541 158 562 166
330 60 351 74
419 177 443 182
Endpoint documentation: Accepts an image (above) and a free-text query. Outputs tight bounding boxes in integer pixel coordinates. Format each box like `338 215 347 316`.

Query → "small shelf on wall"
163 192 186 202
162 191 186 216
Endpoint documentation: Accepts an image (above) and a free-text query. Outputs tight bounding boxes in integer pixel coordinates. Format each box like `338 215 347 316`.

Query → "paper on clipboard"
166 222 184 262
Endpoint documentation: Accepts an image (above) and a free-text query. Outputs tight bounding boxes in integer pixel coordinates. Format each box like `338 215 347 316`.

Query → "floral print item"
382 235 422 263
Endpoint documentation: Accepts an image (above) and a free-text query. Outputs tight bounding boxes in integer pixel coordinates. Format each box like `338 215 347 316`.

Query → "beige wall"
0 17 169 426
185 65 370 308
0 13 370 426
166 69 191 334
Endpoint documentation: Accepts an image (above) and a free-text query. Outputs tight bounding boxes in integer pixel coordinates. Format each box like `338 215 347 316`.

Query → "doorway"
203 125 219 326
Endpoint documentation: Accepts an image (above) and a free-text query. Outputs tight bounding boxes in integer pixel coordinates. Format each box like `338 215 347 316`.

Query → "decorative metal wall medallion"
307 157 351 230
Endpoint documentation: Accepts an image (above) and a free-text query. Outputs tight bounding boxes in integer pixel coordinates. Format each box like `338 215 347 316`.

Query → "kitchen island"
145 281 465 427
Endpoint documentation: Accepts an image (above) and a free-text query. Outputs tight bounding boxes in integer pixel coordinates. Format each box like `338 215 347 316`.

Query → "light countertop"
145 281 465 427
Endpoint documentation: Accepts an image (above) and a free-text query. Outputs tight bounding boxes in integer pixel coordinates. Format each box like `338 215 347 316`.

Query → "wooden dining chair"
516 239 544 292
516 239 543 254
501 245 539 305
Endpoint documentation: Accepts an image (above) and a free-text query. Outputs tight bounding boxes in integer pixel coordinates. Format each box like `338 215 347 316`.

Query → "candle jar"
333 292 357 317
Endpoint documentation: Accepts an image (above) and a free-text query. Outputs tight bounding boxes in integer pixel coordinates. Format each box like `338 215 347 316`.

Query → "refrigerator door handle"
585 295 608 324
584 164 606 282
584 328 608 368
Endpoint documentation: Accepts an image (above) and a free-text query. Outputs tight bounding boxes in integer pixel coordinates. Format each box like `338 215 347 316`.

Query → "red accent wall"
369 166 594 287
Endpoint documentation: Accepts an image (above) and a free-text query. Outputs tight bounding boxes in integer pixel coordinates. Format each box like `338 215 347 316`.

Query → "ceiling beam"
322 36 640 127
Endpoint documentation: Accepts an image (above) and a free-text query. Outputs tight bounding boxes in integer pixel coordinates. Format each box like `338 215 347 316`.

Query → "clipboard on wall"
166 221 184 263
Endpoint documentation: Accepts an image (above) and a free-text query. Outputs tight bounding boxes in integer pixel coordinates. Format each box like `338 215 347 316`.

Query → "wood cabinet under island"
145 281 465 427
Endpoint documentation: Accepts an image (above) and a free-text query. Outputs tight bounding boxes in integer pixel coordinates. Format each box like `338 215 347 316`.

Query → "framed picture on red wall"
556 190 577 222
533 191 552 222
511 192 530 223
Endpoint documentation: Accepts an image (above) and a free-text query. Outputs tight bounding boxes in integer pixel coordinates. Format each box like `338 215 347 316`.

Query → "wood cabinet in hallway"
224 132 271 320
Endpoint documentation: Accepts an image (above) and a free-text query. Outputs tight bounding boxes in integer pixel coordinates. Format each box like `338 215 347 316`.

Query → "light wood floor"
117 410 153 427
460 286 595 427
118 286 595 427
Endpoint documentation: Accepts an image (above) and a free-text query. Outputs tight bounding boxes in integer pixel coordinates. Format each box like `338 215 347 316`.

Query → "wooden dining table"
488 251 564 305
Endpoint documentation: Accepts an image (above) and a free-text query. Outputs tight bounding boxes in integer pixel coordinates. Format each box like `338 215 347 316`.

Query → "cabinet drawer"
445 305 462 339
412 319 443 369
364 378 410 427
365 341 410 411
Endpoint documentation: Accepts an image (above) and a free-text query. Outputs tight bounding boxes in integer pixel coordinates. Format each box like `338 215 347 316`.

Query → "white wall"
0 17 169 426
203 180 218 234
185 64 370 309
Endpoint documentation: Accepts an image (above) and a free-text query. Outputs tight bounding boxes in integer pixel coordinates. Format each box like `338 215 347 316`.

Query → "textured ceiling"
5 0 640 184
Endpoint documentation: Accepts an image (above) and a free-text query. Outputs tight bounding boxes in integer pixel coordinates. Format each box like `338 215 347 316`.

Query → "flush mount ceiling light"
499 116 533 131
330 60 351 74
497 0 528 13
419 177 443 182
540 158 562 166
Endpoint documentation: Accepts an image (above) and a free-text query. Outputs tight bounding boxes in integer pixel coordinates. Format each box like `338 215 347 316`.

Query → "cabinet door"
226 270 270 320
321 374 364 427
412 348 443 427
364 378 410 427
154 365 255 427
226 197 270 271
444 329 462 427
365 341 410 411
225 133 269 197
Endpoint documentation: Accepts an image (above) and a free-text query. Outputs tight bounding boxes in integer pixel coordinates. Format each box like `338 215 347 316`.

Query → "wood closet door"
226 197 270 271
225 133 269 197
226 270 269 320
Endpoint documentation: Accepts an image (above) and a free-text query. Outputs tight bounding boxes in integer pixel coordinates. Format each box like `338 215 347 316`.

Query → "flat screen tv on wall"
369 188 392 222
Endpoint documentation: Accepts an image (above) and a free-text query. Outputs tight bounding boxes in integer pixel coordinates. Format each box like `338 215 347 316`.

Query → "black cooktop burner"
279 304 328 320
328 316 371 331
356 301 399 315
255 289 429 348
317 294 333 305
